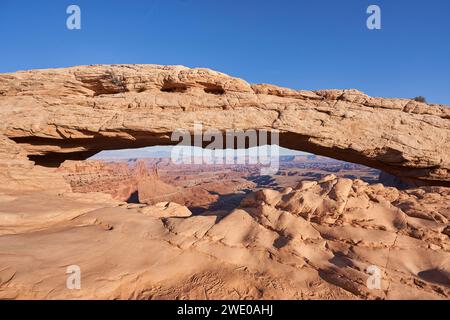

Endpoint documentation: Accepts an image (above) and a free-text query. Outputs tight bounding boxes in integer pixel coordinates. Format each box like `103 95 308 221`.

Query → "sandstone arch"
0 64 449 186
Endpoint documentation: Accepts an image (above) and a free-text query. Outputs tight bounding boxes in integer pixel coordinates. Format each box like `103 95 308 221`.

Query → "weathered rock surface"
0 65 449 185
0 175 448 299
139 202 192 218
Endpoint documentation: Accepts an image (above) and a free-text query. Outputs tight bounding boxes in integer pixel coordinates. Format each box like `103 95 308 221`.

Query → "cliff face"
58 160 153 202
0 64 449 185
58 159 220 209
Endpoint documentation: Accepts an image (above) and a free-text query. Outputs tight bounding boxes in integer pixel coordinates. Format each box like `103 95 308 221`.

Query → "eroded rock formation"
0 65 449 300
0 64 449 185
58 159 222 209
0 175 448 299
59 160 155 201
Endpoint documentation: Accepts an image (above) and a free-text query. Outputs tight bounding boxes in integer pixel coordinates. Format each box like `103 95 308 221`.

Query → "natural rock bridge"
0 64 449 186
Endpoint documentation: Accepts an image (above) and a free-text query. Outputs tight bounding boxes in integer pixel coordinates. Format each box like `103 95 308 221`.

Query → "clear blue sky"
1 0 449 104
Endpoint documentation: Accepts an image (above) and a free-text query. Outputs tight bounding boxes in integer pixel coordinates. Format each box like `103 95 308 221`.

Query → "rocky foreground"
0 65 449 299
0 173 448 299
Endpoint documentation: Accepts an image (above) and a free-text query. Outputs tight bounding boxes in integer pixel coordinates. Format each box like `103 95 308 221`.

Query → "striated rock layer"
59 160 155 202
0 64 449 185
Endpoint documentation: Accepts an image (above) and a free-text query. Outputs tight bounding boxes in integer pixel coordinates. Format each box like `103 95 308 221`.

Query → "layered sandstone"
0 65 449 185
58 158 225 211
59 160 153 201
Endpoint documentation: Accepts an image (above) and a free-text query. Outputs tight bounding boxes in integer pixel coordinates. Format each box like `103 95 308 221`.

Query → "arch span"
0 65 449 186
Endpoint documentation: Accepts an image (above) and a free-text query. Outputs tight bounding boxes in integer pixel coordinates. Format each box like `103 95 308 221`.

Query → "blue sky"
91 145 305 159
1 0 449 105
